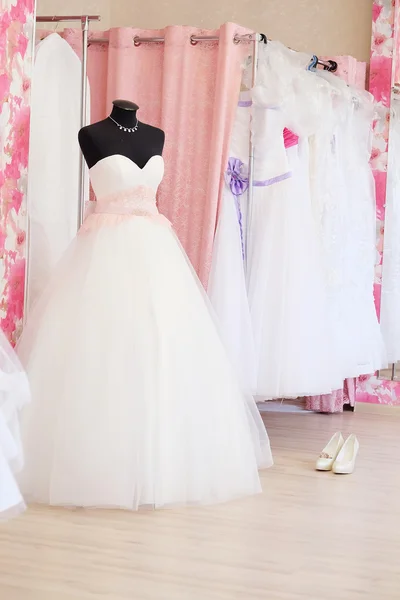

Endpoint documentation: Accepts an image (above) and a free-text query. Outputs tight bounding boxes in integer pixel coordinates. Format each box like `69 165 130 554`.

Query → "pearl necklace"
108 115 139 133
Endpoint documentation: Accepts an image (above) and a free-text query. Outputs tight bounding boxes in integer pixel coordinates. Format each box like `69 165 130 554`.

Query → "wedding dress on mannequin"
17 151 272 509
27 33 90 311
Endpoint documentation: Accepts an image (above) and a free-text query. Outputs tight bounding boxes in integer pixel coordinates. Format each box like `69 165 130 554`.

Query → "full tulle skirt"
0 339 31 520
17 214 272 509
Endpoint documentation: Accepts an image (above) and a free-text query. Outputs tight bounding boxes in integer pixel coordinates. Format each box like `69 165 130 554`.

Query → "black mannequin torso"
78 99 165 170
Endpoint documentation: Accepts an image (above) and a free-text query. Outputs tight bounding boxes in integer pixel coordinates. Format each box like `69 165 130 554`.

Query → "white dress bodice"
89 154 164 216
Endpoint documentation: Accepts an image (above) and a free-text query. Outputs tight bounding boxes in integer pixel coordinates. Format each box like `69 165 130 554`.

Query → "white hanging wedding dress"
310 70 386 377
339 86 386 375
208 92 257 393
17 152 272 509
27 33 90 310
246 42 344 398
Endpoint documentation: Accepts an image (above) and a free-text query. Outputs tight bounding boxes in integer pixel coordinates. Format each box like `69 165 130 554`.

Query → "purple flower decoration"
225 157 249 197
225 157 248 260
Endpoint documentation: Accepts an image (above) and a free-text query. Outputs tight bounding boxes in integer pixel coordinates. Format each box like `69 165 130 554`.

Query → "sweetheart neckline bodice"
89 153 164 173
88 153 165 205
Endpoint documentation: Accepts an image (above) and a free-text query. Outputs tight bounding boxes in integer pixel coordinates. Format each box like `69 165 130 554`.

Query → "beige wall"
37 0 373 62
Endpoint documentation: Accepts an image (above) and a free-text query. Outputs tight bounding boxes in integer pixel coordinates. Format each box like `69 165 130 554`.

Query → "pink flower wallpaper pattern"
358 0 400 404
0 0 34 345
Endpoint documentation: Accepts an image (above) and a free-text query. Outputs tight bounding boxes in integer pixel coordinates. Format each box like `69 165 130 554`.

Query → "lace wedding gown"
242 42 385 398
17 152 272 509
246 42 344 398
311 70 386 377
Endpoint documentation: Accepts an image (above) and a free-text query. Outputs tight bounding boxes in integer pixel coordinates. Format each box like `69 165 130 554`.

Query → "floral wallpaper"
0 0 34 345
357 0 399 404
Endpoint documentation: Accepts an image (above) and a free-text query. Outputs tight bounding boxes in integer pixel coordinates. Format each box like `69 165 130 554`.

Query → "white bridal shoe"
332 434 359 474
316 432 344 471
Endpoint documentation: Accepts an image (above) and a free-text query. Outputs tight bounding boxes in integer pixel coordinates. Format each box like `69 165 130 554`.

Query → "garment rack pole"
245 34 260 267
23 3 39 323
35 15 100 22
79 16 90 229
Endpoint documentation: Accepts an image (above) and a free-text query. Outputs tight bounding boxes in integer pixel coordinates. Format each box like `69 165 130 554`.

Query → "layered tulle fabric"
17 155 272 509
208 96 257 394
0 338 31 519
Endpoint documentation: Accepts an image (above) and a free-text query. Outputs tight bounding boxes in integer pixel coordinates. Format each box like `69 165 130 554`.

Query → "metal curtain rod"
36 15 100 23
87 34 338 72
88 32 258 45
317 58 337 71
308 54 337 73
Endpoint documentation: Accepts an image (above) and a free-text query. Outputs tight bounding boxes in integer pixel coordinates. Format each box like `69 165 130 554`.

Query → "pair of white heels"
316 432 359 474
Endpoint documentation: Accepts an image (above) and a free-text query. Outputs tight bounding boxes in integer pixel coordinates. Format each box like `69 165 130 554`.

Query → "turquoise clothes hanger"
307 55 338 72
307 55 319 71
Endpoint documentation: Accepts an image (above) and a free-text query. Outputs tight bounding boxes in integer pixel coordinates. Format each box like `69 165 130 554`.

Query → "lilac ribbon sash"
225 157 292 260
225 158 248 259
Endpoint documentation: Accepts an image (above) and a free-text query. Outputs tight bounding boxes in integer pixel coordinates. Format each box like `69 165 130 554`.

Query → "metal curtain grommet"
133 36 141 47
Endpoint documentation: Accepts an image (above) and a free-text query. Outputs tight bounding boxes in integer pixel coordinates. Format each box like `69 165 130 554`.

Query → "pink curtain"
326 55 367 89
305 379 356 414
64 24 250 287
305 56 367 414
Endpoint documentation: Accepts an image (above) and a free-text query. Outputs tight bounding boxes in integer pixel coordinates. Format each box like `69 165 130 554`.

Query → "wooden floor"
1 410 399 600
